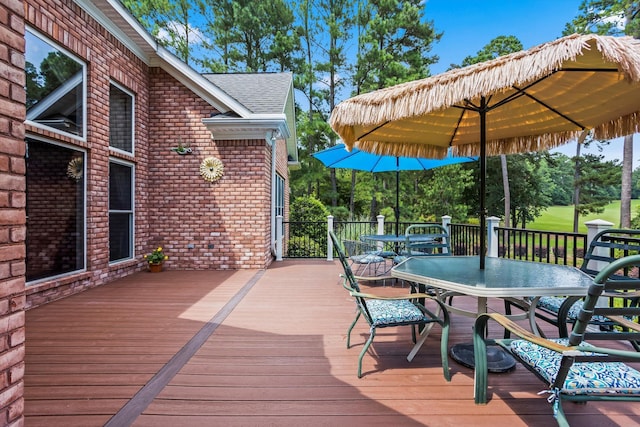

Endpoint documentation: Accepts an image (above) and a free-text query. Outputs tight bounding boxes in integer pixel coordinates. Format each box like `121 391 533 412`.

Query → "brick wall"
148 68 278 270
23 0 151 308
23 0 285 309
0 0 26 423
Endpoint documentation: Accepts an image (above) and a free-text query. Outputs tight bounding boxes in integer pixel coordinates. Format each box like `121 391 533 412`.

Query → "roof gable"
203 73 293 115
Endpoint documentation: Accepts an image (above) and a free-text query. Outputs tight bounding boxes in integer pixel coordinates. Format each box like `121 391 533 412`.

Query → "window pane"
110 85 133 152
26 138 85 282
109 212 132 262
109 163 132 211
25 30 84 137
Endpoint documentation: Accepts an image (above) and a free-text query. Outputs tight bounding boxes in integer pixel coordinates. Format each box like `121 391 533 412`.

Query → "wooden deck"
24 259 640 426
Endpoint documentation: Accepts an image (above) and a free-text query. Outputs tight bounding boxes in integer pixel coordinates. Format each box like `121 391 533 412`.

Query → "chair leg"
440 320 451 381
473 317 489 404
555 397 570 427
358 328 376 378
347 311 361 349
503 299 513 339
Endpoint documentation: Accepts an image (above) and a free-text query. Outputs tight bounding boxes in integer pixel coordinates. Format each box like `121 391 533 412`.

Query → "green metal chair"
329 231 451 379
474 254 640 427
393 223 451 264
505 229 640 348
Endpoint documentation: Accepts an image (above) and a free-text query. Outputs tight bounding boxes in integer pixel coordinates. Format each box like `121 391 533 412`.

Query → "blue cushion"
365 299 427 326
510 338 640 396
537 296 615 323
350 254 385 264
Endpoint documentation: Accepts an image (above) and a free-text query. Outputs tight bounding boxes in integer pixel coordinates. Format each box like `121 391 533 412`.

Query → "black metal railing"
284 221 328 258
496 227 587 266
282 220 590 265
449 223 481 255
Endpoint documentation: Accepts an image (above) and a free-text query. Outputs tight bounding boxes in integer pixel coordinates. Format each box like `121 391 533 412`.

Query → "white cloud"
157 21 209 46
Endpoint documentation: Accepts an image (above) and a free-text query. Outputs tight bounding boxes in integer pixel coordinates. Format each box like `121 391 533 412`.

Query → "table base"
449 343 516 373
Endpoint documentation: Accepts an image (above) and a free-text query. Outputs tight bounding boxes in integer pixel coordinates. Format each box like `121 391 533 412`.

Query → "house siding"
0 0 26 423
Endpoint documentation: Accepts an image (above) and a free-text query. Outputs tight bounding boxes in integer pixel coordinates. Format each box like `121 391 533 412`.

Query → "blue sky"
423 0 637 166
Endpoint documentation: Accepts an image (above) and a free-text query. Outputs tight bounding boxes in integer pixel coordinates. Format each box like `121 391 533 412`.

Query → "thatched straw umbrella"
329 34 640 268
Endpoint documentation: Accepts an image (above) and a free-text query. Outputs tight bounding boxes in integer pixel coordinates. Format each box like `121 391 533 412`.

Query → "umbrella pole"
395 167 400 237
479 97 487 270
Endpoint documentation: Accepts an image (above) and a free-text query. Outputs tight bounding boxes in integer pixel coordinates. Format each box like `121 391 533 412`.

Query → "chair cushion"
510 338 640 396
537 296 615 323
350 254 385 264
366 299 427 326
393 255 408 264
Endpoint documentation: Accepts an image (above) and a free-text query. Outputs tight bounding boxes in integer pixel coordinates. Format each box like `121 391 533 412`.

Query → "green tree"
351 0 440 221
564 0 640 228
458 36 524 228
122 0 204 65
574 154 622 218
544 153 575 205
483 154 552 228
200 0 298 72
416 164 475 222
354 0 440 93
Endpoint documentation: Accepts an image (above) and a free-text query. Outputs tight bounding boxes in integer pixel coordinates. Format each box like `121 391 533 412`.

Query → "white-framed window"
275 173 285 218
109 159 134 262
25 28 86 140
25 137 86 283
109 82 135 154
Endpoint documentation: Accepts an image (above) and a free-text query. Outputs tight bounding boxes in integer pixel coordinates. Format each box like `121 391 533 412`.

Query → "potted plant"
171 142 192 155
144 246 168 272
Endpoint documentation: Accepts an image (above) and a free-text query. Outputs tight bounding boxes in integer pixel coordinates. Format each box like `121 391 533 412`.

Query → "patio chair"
329 231 451 379
474 254 640 427
394 223 451 264
342 238 391 283
505 229 640 348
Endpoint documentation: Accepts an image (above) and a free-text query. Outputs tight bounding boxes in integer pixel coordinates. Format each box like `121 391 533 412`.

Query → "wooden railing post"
442 216 451 254
585 219 614 272
487 216 501 258
276 215 283 261
376 215 385 235
327 215 334 261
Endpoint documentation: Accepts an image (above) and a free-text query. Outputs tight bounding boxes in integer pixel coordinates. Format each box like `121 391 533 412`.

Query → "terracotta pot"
148 263 163 273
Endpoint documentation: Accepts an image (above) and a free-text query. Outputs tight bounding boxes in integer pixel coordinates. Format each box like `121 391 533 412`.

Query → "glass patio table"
391 256 593 371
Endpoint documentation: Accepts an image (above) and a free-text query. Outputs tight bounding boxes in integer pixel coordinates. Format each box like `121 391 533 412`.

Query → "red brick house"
0 0 298 423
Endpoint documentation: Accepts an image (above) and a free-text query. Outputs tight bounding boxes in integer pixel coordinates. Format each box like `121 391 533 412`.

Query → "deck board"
24 260 640 426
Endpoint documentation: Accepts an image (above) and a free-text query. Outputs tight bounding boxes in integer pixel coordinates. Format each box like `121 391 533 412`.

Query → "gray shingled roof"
202 73 293 114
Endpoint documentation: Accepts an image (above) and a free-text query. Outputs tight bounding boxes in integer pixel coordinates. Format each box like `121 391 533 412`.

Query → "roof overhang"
74 0 252 116
202 114 290 142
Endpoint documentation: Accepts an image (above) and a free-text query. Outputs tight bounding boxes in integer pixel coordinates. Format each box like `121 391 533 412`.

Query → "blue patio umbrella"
312 143 477 235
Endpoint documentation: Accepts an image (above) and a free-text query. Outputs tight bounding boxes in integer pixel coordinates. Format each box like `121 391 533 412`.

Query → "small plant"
171 142 192 155
144 247 168 264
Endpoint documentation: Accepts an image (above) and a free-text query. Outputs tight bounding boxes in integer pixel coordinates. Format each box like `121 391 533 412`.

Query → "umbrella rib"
357 120 391 140
448 107 468 147
510 85 586 130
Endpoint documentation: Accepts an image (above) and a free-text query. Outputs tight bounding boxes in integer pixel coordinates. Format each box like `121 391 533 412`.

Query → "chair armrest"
607 315 640 332
349 290 436 301
475 312 573 353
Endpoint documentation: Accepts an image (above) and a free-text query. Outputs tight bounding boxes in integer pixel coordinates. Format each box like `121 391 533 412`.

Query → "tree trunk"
349 170 356 220
572 131 589 233
500 154 510 228
620 134 633 228
330 169 337 207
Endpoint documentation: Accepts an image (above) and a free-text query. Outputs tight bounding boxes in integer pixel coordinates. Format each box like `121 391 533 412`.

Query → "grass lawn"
528 200 640 233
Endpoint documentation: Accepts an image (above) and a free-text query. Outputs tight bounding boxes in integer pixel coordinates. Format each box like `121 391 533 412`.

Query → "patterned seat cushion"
510 338 640 396
537 296 614 323
365 299 427 326
351 254 385 264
